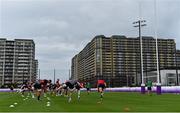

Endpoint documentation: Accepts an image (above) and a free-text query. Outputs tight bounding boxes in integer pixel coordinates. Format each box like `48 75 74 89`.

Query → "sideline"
1 86 180 93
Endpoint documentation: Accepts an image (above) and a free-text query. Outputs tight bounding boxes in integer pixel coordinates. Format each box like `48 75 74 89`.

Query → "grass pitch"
0 91 180 112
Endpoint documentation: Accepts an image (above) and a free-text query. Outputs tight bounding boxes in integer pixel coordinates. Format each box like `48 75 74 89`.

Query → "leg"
99 87 103 100
37 89 41 100
77 89 80 100
67 88 75 102
68 91 72 103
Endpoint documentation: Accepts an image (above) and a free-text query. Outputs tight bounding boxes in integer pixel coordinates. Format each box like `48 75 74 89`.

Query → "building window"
96 49 100 63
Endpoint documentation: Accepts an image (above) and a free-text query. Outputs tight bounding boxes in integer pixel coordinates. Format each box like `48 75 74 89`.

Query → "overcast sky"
0 0 180 82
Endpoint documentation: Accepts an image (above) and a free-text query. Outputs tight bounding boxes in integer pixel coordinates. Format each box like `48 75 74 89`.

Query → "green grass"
0 91 180 112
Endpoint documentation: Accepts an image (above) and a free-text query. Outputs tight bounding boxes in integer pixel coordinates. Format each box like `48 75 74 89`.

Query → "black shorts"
63 86 67 90
98 84 105 89
76 85 81 90
148 87 152 91
87 88 90 91
66 82 74 89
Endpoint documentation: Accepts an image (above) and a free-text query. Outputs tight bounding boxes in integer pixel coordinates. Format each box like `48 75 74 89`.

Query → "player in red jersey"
97 79 106 100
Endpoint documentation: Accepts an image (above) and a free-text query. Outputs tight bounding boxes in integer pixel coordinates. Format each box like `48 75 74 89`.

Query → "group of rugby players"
20 79 106 102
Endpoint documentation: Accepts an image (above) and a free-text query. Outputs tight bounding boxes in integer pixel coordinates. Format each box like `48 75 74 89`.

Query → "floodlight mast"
133 20 146 94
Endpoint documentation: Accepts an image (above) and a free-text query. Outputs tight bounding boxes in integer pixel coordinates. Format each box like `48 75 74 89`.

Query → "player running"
97 79 106 101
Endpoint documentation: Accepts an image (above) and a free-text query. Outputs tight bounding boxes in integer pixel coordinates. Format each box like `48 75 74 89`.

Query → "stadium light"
133 19 146 94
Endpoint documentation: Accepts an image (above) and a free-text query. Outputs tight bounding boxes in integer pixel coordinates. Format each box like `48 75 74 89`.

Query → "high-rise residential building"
71 35 178 87
0 38 38 87
176 50 180 69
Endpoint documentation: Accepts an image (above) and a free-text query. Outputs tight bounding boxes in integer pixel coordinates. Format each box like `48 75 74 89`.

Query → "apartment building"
0 38 38 86
71 35 177 87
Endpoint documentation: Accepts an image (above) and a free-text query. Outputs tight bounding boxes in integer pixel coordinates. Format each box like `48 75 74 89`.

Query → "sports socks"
100 92 104 99
38 95 40 100
68 97 72 103
77 90 80 100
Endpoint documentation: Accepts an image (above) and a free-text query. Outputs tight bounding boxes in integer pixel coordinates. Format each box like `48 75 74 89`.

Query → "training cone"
9 105 15 108
14 103 18 105
46 103 50 107
47 97 50 100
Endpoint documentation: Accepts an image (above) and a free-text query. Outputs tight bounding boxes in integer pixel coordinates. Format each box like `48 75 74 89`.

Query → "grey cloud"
0 0 180 81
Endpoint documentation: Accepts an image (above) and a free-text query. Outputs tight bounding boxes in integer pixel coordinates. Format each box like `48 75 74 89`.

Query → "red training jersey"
98 80 105 84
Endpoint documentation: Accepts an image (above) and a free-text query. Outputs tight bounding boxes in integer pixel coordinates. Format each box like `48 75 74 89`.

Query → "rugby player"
34 80 42 100
146 80 153 95
64 80 83 102
97 79 106 101
55 79 61 96
20 82 28 96
85 82 91 95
